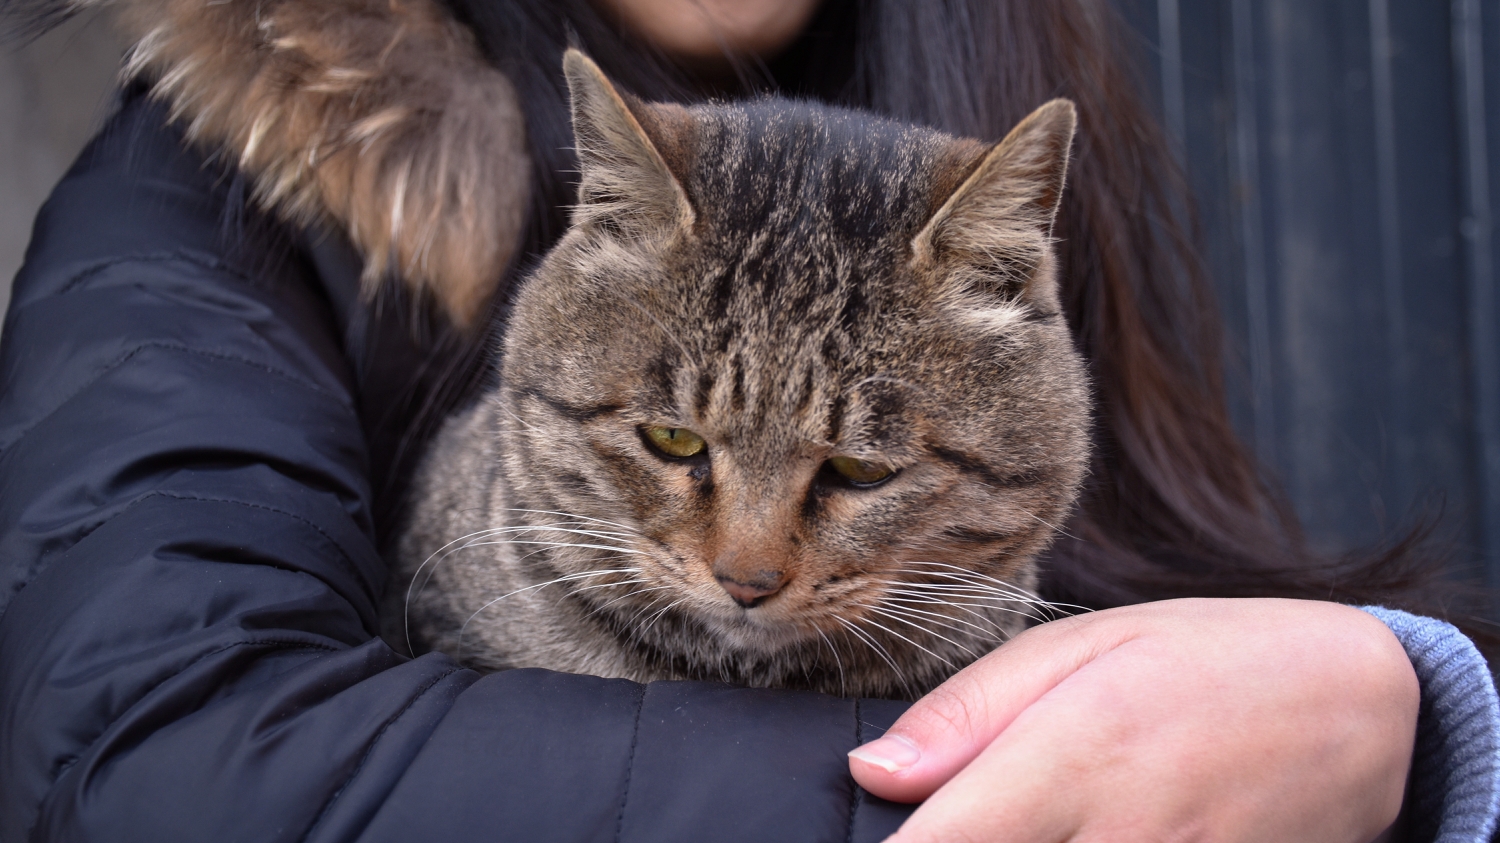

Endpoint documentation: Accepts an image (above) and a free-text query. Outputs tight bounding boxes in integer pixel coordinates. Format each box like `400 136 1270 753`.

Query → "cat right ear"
563 49 695 238
914 99 1077 311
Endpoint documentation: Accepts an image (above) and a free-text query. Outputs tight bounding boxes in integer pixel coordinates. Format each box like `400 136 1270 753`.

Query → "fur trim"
66 0 530 326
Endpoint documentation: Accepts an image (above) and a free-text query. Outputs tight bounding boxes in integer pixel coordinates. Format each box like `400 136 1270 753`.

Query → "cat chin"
693 608 823 655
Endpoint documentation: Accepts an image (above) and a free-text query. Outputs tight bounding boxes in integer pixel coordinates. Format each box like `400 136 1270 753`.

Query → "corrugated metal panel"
1453 0 1500 593
1119 0 1500 602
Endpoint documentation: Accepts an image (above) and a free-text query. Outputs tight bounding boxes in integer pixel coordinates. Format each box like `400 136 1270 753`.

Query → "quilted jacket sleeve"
0 90 912 843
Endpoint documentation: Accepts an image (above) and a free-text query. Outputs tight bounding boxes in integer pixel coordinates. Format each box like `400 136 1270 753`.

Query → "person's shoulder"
11 88 239 310
81 0 530 326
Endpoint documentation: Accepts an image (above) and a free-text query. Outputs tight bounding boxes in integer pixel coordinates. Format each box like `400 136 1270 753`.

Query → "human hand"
848 598 1418 843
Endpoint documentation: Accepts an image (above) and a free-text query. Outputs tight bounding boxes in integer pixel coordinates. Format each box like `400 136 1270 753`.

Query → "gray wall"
0 10 126 319
1118 0 1500 595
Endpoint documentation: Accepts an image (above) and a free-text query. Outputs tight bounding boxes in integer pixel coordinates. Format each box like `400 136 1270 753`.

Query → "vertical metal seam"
1452 0 1500 588
1157 0 1187 150
1230 0 1276 464
1369 0 1411 509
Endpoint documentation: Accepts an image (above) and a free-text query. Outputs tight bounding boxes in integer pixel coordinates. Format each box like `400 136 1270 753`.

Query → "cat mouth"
692 592 836 647
704 612 818 653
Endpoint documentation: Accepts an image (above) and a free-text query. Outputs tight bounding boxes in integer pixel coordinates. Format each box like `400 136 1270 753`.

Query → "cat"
385 50 1091 700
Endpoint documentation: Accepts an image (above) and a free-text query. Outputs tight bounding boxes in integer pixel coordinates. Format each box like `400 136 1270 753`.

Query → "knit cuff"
1362 607 1500 843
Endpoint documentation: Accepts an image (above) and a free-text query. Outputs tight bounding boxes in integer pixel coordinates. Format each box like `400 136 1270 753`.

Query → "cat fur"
390 52 1091 700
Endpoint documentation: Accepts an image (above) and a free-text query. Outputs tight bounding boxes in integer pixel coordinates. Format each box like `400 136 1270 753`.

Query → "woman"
0 0 1493 840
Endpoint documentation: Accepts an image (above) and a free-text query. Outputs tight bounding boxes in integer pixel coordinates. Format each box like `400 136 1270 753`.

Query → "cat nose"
714 572 787 608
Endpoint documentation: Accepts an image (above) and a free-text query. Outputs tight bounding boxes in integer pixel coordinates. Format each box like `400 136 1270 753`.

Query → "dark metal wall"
1115 0 1500 597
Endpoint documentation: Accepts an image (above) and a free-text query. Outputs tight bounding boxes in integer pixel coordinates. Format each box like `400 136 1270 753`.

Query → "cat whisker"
859 605 986 660
901 559 1039 592
814 627 847 698
508 544 639 572
483 521 641 542
521 525 640 541
447 543 640 583
498 404 541 434
414 522 638 589
856 599 1003 645
874 579 1054 610
639 597 688 639
833 616 915 699
588 584 676 614
520 574 661 625
456 568 645 665
467 568 643 610
876 579 1029 597
876 591 1044 630
458 539 646 555
499 508 644 535
846 612 960 671
880 590 1052 625
464 531 642 564
881 588 1044 610
1021 510 1082 543
881 594 1022 632
570 577 651 594
876 570 1056 603
519 537 641 559
410 525 529 581
882 567 1074 621
405 525 571 654
622 591 675 628
900 566 1092 619
885 588 1054 620
891 563 1059 606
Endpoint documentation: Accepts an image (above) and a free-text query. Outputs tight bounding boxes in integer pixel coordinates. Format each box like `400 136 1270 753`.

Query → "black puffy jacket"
0 88 913 842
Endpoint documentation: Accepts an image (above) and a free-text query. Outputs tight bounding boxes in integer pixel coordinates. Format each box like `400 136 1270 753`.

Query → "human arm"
0 90 913 843
850 597 1499 843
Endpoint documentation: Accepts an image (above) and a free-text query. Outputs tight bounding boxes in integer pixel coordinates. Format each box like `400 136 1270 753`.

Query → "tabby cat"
387 51 1091 700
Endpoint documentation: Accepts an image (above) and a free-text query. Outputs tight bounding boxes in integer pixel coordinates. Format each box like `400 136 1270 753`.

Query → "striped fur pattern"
51 0 529 324
391 53 1090 699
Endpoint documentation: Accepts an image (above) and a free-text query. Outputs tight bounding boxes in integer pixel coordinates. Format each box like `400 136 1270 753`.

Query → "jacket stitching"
1 341 348 455
32 638 340 841
143 491 370 588
50 251 254 297
50 639 341 783
12 490 371 614
297 665 463 843
614 683 648 843
847 698 864 843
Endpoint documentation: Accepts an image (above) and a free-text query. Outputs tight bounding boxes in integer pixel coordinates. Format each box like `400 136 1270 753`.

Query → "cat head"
495 50 1090 696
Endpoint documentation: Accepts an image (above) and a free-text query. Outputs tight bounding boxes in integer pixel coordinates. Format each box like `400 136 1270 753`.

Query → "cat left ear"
914 99 1077 307
563 49 695 238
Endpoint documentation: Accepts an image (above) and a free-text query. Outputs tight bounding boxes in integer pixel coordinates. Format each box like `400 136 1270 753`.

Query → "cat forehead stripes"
562 49 1076 325
685 104 964 248
543 50 1082 454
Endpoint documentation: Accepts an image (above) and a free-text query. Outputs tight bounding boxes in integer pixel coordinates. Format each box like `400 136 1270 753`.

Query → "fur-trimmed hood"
36 0 530 325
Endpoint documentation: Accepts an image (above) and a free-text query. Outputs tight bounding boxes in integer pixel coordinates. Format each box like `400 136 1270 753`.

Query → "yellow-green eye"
829 456 895 486
643 426 707 459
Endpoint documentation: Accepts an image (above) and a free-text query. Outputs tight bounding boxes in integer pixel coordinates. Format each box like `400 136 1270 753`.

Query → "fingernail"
848 734 922 774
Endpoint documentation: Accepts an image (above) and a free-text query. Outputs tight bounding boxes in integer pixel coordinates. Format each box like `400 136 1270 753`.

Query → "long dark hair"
431 0 1489 648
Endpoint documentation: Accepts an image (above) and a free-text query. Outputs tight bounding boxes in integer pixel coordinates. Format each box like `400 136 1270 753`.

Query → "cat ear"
914 99 1077 309
563 49 695 237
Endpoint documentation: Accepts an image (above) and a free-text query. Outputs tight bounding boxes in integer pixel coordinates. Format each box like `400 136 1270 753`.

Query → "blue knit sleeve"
1361 607 1500 843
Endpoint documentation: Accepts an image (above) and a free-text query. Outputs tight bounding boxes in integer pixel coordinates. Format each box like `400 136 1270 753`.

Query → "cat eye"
643 426 708 459
828 456 895 487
